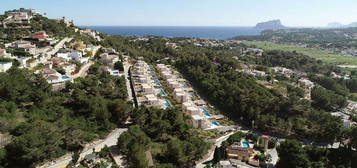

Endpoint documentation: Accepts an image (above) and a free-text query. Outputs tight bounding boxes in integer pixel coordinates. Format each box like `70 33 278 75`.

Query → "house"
226 144 255 161
50 57 66 67
174 88 189 103
145 94 160 106
70 51 89 64
142 84 154 94
12 40 36 55
0 62 12 72
191 115 210 129
168 81 180 89
100 53 119 68
32 31 48 41
182 102 200 115
57 53 71 61
162 71 173 80
37 68 72 84
257 135 270 150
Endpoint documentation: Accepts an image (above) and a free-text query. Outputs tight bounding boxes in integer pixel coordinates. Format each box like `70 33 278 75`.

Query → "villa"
168 80 180 89
141 83 155 94
191 115 210 129
226 144 255 161
145 94 161 107
32 31 49 41
99 53 119 68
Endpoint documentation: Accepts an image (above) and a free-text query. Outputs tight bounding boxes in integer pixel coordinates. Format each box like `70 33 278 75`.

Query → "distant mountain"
327 22 344 28
326 22 357 28
255 19 286 30
348 22 357 27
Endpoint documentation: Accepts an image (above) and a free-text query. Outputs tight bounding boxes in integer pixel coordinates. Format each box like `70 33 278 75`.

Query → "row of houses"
271 66 307 78
132 60 172 109
156 64 222 130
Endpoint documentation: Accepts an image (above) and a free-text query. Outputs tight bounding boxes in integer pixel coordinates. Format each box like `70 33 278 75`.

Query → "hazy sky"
1 0 357 27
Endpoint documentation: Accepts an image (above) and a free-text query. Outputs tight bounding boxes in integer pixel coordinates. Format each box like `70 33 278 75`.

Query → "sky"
1 0 357 27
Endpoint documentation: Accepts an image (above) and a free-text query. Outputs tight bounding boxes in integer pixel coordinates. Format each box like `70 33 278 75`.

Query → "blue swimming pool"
112 71 119 75
203 112 212 117
164 99 173 108
62 76 70 80
242 141 250 148
159 89 167 96
211 121 220 127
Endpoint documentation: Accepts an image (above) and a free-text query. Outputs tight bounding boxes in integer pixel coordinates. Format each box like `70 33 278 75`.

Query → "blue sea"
82 26 262 39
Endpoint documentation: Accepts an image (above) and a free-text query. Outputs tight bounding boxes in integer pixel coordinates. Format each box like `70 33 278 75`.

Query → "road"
37 128 128 168
46 37 73 57
195 132 235 168
123 58 134 106
70 60 94 79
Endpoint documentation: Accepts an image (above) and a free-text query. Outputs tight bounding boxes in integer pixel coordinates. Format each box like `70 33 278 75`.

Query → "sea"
82 26 262 40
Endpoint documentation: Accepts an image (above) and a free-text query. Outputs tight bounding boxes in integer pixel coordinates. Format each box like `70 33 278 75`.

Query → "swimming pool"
203 112 212 117
112 71 119 75
164 99 173 108
242 141 250 148
159 89 168 96
62 76 70 80
211 121 220 127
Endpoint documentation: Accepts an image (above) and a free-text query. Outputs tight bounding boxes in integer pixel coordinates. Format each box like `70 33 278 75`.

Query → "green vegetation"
245 41 357 66
277 139 357 168
114 61 124 71
117 107 210 168
0 67 128 167
174 46 343 142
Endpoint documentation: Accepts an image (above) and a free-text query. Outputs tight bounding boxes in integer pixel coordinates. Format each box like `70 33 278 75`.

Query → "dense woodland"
117 107 210 168
277 137 357 168
0 66 129 167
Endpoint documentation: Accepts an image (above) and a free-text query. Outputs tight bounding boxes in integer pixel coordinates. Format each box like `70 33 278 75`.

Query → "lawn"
244 41 357 66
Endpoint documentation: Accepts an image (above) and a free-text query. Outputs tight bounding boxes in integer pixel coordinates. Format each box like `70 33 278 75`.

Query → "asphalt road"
38 128 128 168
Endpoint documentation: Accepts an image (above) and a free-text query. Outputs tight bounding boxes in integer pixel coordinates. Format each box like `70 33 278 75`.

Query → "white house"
0 62 12 72
142 84 154 94
145 94 160 107
191 115 210 129
57 53 71 61
70 51 89 64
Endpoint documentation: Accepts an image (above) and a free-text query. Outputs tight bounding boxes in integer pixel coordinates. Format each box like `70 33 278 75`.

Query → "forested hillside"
0 67 129 167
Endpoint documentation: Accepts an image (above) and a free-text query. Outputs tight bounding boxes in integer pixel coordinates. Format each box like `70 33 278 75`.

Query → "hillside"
234 27 357 57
